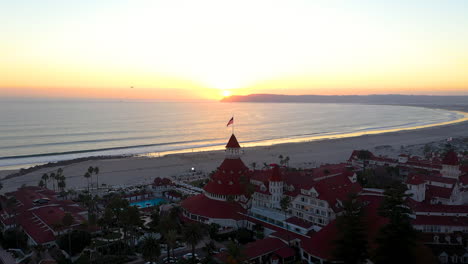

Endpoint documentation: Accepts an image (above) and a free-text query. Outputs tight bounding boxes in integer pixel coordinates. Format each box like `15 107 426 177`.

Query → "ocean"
0 100 464 170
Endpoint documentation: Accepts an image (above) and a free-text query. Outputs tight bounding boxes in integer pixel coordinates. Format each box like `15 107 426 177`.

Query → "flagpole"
232 114 234 135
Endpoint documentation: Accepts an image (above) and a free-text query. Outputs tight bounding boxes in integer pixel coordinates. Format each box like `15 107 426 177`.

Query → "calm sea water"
0 100 463 169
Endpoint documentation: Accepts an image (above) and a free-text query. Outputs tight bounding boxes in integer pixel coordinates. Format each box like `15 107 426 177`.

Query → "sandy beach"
1 110 467 193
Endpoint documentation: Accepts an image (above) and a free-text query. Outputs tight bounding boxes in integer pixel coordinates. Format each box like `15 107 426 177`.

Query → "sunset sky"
1 0 468 100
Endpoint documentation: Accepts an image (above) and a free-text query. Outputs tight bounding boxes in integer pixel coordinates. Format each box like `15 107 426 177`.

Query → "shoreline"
1 104 467 172
1 117 467 193
1 104 467 193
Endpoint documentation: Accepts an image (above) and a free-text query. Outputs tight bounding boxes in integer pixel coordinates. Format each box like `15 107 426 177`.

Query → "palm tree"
165 229 177 259
183 223 204 264
41 173 49 189
94 167 100 190
58 176 66 193
87 166 94 190
141 236 161 263
50 172 56 191
84 172 91 192
62 213 74 256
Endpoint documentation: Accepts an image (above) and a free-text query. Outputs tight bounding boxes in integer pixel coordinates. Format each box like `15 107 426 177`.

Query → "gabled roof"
0 186 87 245
181 194 246 220
215 237 291 262
426 185 453 200
226 134 241 148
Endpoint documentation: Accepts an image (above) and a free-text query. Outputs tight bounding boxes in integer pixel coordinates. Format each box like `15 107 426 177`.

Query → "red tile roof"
426 185 453 200
301 221 337 260
181 194 245 220
274 246 295 258
314 174 362 211
301 194 387 261
214 238 291 262
406 174 426 185
408 200 468 214
226 134 241 148
412 215 468 227
0 186 86 245
269 165 282 182
442 150 459 165
243 238 289 259
203 158 250 196
460 175 468 185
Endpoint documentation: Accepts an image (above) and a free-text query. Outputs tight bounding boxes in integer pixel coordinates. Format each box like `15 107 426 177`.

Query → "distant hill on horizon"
221 94 468 106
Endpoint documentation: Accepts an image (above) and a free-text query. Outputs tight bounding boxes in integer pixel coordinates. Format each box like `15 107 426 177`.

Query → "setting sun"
222 90 232 97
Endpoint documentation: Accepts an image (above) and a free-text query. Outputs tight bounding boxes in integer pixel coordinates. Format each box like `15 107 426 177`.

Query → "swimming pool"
130 198 166 209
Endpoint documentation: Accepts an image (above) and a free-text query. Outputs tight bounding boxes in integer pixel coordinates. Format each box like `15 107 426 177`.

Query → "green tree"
41 173 49 189
374 184 418 264
58 176 66 193
84 172 91 192
62 213 74 255
2 228 28 250
57 230 91 256
148 209 160 231
280 196 291 244
122 205 142 245
226 241 244 264
50 172 56 191
183 223 205 264
94 166 100 190
38 180 45 188
333 193 368 264
208 223 220 239
166 229 177 259
141 236 161 263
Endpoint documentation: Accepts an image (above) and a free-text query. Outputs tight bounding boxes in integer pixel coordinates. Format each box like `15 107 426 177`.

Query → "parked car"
182 253 199 260
162 257 177 263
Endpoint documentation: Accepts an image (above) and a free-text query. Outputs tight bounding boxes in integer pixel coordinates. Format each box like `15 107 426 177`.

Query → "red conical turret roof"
269 164 282 182
226 134 241 148
203 158 250 196
442 150 459 165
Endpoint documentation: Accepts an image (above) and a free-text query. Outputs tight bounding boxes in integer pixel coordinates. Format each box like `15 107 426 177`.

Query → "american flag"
226 117 234 127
